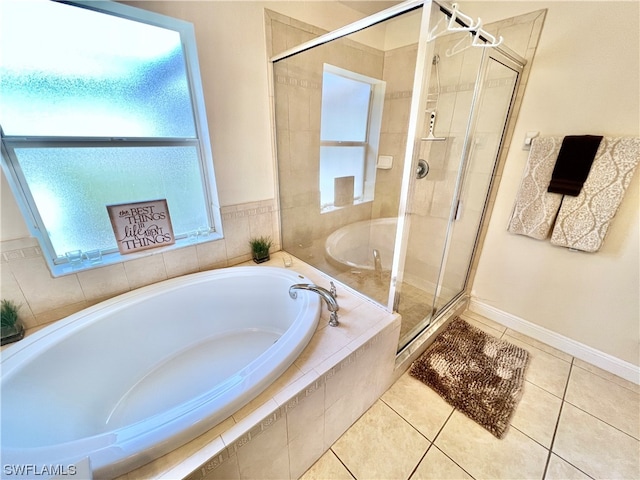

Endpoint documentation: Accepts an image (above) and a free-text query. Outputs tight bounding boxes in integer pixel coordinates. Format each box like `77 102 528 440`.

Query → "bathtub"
0 266 321 479
325 217 397 271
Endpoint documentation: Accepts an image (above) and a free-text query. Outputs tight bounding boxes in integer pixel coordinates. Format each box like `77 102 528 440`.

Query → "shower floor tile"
300 311 640 480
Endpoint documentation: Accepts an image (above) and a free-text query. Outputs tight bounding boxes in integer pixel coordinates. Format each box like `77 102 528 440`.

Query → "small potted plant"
1 299 25 346
249 236 272 264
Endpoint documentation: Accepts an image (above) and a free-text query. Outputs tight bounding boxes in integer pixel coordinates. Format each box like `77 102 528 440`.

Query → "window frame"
319 64 385 213
0 0 222 276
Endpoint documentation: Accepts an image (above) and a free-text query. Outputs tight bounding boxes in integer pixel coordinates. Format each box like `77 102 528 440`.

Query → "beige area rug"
410 317 530 438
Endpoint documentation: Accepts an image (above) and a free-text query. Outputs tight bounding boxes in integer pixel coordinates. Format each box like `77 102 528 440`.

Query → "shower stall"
270 1 543 356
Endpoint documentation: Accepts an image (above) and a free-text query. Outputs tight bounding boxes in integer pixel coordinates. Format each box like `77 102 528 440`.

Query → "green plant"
249 236 272 256
1 299 21 328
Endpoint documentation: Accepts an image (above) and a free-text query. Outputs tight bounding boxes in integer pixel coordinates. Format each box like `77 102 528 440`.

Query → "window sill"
49 232 224 278
320 198 372 214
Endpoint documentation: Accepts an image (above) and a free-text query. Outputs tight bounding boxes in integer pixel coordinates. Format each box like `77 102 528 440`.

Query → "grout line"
508 423 549 451
329 447 357 480
431 407 455 445
379 396 459 480
563 401 640 442
406 445 430 480
432 445 477 480
570 361 640 395
380 396 432 444
541 357 574 479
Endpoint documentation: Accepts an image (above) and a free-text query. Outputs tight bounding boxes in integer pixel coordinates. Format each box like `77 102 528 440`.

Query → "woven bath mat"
410 317 530 438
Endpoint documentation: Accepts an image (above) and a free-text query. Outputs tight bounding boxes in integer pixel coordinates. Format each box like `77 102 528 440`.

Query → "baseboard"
468 298 640 385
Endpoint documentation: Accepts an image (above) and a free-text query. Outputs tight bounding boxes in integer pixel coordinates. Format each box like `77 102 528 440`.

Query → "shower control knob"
416 159 429 179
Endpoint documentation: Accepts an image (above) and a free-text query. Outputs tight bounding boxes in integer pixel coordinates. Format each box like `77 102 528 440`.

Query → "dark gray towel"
547 135 603 196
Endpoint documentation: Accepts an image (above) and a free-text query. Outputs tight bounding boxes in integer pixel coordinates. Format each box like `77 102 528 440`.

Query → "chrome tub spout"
289 283 340 326
372 248 382 279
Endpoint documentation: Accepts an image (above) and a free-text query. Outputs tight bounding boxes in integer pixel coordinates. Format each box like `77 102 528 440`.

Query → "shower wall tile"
123 254 168 290
383 45 418 92
7 255 85 315
195 240 229 271
384 96 412 134
0 264 35 328
77 262 129 303
163 246 201 279
269 20 289 58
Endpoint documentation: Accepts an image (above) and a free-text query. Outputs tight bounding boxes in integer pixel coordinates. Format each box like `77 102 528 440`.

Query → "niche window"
0 0 221 275
319 65 385 212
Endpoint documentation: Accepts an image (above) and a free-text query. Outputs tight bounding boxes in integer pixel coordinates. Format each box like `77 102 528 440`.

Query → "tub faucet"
289 283 340 327
373 248 382 279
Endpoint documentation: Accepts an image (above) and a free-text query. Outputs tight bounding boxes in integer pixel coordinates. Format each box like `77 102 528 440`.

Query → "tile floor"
300 311 640 480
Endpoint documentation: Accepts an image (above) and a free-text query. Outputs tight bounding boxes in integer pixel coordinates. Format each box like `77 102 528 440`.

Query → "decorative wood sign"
107 199 175 255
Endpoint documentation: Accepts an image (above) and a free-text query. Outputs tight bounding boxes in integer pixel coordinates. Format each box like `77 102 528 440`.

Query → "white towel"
507 137 563 239
550 137 640 252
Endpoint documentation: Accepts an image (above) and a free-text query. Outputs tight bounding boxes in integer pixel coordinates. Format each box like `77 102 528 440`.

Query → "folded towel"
551 137 640 252
547 135 603 196
507 137 564 239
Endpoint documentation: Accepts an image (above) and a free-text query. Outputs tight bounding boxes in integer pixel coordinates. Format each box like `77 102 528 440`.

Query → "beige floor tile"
544 454 591 479
505 334 571 398
565 365 640 439
435 410 548 480
553 403 640 479
460 315 506 338
381 372 454 440
511 380 563 448
504 329 573 363
410 446 472 480
460 311 507 335
573 359 640 394
332 400 430 480
299 450 354 480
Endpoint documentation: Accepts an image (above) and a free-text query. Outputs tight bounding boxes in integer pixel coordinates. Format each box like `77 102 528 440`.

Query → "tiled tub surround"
5 251 399 479
114 252 400 479
0 199 279 331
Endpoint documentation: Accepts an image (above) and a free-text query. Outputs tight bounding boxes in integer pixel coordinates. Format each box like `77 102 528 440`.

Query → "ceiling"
338 1 403 16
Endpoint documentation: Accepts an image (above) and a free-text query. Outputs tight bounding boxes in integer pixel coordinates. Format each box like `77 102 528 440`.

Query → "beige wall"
462 1 640 366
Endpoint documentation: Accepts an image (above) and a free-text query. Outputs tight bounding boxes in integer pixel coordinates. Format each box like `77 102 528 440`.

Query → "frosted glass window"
319 147 365 209
15 147 209 256
0 0 194 138
319 66 383 212
0 1 220 274
321 72 371 142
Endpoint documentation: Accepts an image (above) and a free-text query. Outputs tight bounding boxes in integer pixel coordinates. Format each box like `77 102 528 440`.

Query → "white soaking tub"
0 266 321 479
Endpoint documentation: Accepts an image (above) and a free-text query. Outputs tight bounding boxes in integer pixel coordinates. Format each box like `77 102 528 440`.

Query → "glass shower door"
396 45 521 351
394 29 484 349
432 55 520 314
